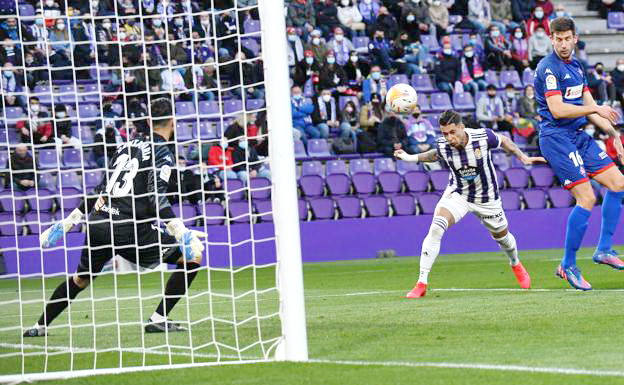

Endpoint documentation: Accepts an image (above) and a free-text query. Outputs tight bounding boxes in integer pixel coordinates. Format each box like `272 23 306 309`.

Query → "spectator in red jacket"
16 96 53 145
525 6 550 38
208 138 237 180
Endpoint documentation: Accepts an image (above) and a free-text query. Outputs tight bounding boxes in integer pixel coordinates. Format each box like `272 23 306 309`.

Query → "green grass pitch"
2 247 624 384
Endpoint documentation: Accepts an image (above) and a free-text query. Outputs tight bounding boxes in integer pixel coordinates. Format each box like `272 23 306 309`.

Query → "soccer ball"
385 83 418 115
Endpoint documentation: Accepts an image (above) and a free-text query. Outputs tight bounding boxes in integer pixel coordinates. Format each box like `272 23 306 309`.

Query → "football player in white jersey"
395 110 546 298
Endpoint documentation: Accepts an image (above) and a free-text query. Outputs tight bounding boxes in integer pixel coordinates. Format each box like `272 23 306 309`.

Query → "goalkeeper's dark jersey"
89 133 176 222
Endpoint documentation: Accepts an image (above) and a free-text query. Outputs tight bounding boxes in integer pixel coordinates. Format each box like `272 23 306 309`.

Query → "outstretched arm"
500 135 546 165
393 149 439 163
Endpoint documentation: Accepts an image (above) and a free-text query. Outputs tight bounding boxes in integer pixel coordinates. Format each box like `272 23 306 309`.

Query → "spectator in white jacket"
337 0 365 37
326 27 355 66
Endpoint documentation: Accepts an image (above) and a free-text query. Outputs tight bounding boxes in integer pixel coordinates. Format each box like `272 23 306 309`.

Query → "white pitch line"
309 359 624 378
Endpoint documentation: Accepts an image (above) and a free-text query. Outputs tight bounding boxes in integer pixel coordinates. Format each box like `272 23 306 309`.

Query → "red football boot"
511 262 531 289
405 282 427 298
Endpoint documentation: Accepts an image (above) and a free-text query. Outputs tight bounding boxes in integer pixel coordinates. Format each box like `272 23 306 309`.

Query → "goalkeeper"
24 98 206 336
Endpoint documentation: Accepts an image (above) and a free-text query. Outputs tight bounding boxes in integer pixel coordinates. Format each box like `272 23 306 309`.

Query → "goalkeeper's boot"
556 265 592 291
144 318 188 333
511 262 531 289
592 250 624 270
405 282 427 298
23 324 46 337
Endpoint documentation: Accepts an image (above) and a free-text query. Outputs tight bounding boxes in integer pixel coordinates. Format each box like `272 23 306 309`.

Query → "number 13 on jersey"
106 153 139 196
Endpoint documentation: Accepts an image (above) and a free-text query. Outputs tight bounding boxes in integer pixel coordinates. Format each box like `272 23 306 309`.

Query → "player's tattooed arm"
393 149 439 163
500 135 546 165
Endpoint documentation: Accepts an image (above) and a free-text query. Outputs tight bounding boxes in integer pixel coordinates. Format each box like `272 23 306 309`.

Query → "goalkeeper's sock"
154 263 199 319
562 205 592 268
597 190 624 253
37 278 84 326
494 232 519 266
418 216 448 284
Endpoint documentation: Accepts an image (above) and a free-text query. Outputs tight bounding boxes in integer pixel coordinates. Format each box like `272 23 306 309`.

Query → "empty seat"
352 173 376 195
27 190 55 212
418 192 440 214
309 197 335 220
396 159 422 175
363 196 389 217
430 92 453 111
349 158 372 175
485 70 500 88
171 203 197 227
175 102 196 117
335 196 362 218
229 201 251 223
505 168 529 189
411 74 434 92
200 202 225 225
301 160 323 177
530 166 555 188
523 189 547 209
63 149 83 169
198 101 220 116
294 140 308 160
254 199 273 222
298 199 308 220
223 99 243 115
225 179 245 201
522 68 535 86
500 70 523 88
353 36 370 53
300 175 325 197
500 190 521 210
453 92 475 111
38 149 60 169
250 177 271 200
608 11 624 29
326 174 351 196
307 139 332 159
84 171 103 191
0 212 17 235
326 159 348 176
404 171 429 193
60 188 83 211
548 188 574 208
378 172 402 195
430 170 450 191
24 211 54 234
388 74 409 88
373 157 396 175
391 194 416 216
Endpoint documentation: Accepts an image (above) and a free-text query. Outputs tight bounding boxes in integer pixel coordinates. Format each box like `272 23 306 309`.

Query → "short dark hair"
486 84 497 91
439 110 462 127
550 17 576 35
151 97 173 128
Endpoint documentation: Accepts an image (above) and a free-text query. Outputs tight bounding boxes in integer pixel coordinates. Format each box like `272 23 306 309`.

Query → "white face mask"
201 19 210 26
287 34 296 42
312 37 320 45
555 11 565 17
364 0 372 4
102 22 111 29
153 19 162 27
514 32 523 39
536 31 545 38
350 55 358 62
327 57 336 64
341 0 349 6
506 91 515 98
174 19 183 27
406 14 415 22
464 51 474 58
57 23 65 30
305 57 314 65
534 11 544 18
335 34 344 42
118 31 126 40
443 48 452 55
322 94 331 103
56 111 66 118
585 127 596 137
3 70 13 77
618 64 624 72
432 0 441 6
491 30 500 38
31 104 40 113
45 0 54 6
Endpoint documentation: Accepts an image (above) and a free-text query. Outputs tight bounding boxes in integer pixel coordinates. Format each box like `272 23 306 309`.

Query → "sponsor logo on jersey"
100 204 120 216
599 151 608 159
545 68 553 74
160 165 172 182
474 148 483 159
564 84 583 99
563 73 571 80
458 166 479 181
546 74 557 90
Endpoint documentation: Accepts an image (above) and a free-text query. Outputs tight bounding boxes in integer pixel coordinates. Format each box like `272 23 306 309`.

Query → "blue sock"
597 190 624 253
563 206 592 268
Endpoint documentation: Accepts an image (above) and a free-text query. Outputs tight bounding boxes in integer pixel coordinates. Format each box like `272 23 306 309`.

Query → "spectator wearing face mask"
549 3 569 20
53 104 81 150
501 83 519 118
42 0 62 24
460 45 487 96
208 138 237 180
525 6 550 37
401 0 431 38
359 92 384 135
534 0 554 17
1 62 26 109
466 33 486 62
305 29 329 64
429 0 450 42
398 42 427 77
359 0 381 32
312 89 344 139
232 139 271 184
344 51 370 86
286 27 305 68
318 51 349 93
49 18 71 56
11 144 36 191
337 0 365 37
72 15 97 71
315 0 341 38
16 97 53 145
468 0 491 33
477 84 514 137
588 62 616 106
368 29 395 71
510 27 530 76
290 85 319 144
362 66 388 103
434 42 460 97
611 59 624 107
527 25 552 69
0 37 22 66
27 13 49 50
326 27 355 66
484 25 512 72
286 0 316 34
374 6 399 40
293 50 321 88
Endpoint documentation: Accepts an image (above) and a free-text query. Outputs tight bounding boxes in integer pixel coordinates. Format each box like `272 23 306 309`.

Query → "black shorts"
76 215 183 275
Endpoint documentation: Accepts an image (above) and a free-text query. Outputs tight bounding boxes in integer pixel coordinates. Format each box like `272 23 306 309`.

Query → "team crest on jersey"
474 148 482 159
160 165 172 182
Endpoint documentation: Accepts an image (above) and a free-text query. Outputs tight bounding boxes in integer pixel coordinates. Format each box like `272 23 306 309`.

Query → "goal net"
0 0 306 381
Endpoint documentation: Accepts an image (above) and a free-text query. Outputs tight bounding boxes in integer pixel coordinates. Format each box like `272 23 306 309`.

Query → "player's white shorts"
435 188 508 233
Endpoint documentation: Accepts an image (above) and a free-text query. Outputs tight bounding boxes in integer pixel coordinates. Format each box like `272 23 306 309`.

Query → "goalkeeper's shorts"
76 219 183 275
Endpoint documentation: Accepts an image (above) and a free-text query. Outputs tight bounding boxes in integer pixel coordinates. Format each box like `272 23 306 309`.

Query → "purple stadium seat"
224 99 244 115
27 189 54 212
299 199 308 220
530 166 555 188
411 74 435 92
307 139 332 159
326 159 348 176
0 150 8 169
300 175 325 197
19 3 35 16
60 187 82 211
79 126 95 143
229 201 251 223
522 68 535 86
5 107 24 120
0 190 24 213
244 19 261 34
453 92 475 111
418 192 440 214
84 171 102 191
373 157 396 175
505 168 529 189
485 70 500 88
38 149 60 170
0 212 17 235
404 171 430 193
201 202 225 225
349 158 372 175
241 38 260 56
170 203 197 227
523 189 547 209
352 173 377 195
500 70 523 88
226 179 245 201
301 160 323 177
326 174 351 196
608 12 624 29
420 34 440 51
363 196 389 217
176 121 195 141
250 177 271 200
450 34 464 51
335 196 362 218
417 93 431 112
378 172 402 195
60 171 82 190
254 199 273 222
391 194 416 216
62 149 82 169
246 99 265 111
353 36 370 53
548 188 574 208
38 173 58 191
78 104 99 118
198 101 220 116
501 190 521 210
430 92 453 111
175 102 196 117
198 121 219 139
430 170 449 191
24 212 54 234
388 74 410 88
491 152 510 171
309 197 335 220
294 140 308 160
396 159 422 175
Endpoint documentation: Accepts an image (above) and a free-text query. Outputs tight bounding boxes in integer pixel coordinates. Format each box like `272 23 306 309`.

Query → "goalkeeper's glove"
40 208 83 248
166 218 207 262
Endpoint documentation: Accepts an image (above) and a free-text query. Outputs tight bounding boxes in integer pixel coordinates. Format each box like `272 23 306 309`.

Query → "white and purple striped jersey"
435 128 502 204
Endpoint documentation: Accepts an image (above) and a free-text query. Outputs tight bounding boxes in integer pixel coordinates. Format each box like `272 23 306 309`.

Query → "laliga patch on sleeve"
545 74 557 90
159 165 172 182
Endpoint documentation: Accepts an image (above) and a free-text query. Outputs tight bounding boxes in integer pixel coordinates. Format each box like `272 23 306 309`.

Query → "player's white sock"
418 216 448 284
150 311 167 323
494 232 519 266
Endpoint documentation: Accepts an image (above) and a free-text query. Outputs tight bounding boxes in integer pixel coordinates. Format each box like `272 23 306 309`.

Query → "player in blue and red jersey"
534 17 624 290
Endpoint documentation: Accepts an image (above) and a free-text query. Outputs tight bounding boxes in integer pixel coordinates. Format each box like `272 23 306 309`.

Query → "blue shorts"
539 131 614 190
